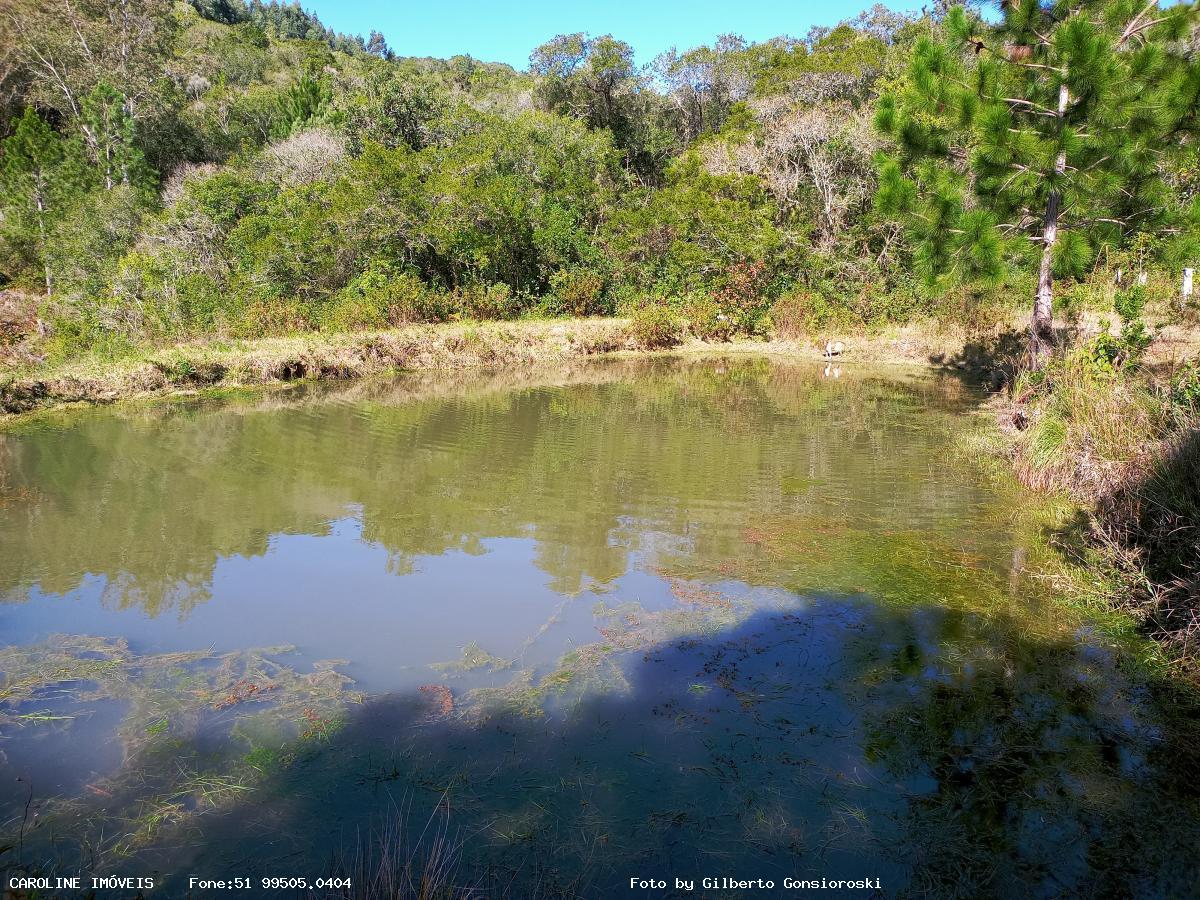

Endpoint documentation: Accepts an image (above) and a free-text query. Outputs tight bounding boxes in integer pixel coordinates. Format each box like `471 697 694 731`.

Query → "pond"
0 354 1197 898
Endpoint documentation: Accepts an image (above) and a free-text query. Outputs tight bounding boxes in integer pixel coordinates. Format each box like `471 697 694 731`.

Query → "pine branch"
1063 216 1130 227
1123 18 1172 46
1006 61 1066 74
976 41 1065 75
1001 97 1062 118
1117 1 1165 48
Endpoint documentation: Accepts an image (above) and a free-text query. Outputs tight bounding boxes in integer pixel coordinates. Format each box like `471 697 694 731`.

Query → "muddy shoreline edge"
0 316 994 422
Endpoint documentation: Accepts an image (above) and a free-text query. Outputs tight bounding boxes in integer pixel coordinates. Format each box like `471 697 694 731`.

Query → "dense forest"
2 0 1198 367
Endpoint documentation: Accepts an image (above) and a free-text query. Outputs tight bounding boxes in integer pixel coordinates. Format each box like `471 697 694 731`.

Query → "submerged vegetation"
0 635 358 865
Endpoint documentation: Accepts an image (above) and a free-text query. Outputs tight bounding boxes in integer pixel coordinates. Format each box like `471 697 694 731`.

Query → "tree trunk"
1033 190 1058 358
1031 82 1070 365
35 186 51 298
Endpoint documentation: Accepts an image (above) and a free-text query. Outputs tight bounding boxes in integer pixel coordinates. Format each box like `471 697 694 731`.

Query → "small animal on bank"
823 340 845 360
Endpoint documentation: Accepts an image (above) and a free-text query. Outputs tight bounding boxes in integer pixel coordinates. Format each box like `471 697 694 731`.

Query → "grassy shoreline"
0 319 625 418
0 315 995 420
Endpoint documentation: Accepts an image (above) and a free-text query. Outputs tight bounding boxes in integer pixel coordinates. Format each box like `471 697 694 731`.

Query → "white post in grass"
1183 267 1194 305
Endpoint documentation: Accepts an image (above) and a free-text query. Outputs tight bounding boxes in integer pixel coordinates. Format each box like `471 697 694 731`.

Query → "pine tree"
80 83 149 191
0 109 79 296
875 0 1200 360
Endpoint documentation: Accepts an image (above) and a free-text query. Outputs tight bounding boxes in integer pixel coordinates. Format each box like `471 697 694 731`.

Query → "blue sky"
303 0 929 69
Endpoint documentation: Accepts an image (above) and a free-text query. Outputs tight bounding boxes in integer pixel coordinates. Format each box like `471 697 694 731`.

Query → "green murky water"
0 355 1197 898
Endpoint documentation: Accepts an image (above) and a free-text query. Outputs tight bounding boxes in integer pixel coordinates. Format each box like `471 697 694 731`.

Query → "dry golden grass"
0 319 634 417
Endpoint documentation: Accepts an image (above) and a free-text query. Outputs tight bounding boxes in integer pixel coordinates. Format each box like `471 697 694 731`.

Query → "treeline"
1 0 1199 364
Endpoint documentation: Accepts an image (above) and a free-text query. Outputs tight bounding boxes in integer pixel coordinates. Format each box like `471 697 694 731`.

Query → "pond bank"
0 316 1009 420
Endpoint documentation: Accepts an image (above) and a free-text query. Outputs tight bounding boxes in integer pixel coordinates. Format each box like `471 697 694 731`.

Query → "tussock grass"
998 346 1200 670
309 803 474 900
1010 353 1167 496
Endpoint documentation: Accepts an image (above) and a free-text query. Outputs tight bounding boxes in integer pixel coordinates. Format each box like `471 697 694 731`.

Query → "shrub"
712 260 770 333
323 267 444 329
1083 286 1154 375
1171 362 1200 413
319 293 389 332
1114 284 1148 324
0 291 36 347
232 297 314 336
259 127 346 187
546 268 609 317
854 281 926 325
454 283 518 320
767 291 808 339
1056 280 1112 325
40 309 137 365
684 294 734 341
769 289 855 336
627 304 682 349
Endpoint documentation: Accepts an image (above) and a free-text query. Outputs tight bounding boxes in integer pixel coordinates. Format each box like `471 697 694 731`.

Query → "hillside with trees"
0 1 982 360
0 0 1195 358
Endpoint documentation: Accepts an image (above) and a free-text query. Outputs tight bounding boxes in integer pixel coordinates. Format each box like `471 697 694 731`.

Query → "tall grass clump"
1011 351 1166 495
310 804 473 900
1002 291 1200 668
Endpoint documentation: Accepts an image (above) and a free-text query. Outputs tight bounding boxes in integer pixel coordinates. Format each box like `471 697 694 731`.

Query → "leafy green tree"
47 184 147 299
0 108 82 294
416 109 620 293
336 65 445 153
751 24 895 100
875 1 1200 358
5 0 178 152
654 35 752 143
531 34 636 132
601 151 779 294
531 34 673 180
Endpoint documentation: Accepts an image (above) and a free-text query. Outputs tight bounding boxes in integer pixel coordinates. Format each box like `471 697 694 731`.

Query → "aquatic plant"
430 642 511 675
0 635 360 863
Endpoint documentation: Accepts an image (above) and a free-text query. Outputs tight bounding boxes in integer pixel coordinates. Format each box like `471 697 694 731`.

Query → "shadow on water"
10 597 1196 899
927 329 1028 391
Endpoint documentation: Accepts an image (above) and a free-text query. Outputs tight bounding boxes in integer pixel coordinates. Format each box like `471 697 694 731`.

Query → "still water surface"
0 355 1196 897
